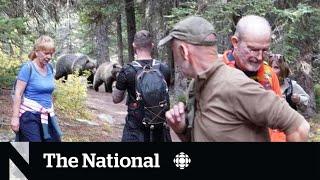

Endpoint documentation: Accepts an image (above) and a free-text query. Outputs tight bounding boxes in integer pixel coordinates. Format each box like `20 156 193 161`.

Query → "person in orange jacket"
185 15 286 141
163 16 309 142
222 15 285 142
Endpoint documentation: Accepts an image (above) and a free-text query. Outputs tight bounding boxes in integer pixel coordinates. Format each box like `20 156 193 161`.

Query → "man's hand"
112 88 125 104
291 94 300 104
11 116 20 132
286 120 310 142
165 102 187 134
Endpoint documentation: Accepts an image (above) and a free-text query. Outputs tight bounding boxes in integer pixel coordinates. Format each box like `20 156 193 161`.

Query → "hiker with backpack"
160 16 309 142
112 30 172 142
269 53 310 110
10 35 62 142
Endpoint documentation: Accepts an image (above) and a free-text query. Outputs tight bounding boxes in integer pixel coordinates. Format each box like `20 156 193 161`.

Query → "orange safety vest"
223 50 286 142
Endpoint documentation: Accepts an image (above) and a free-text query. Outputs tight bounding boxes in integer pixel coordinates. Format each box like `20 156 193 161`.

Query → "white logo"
173 152 191 169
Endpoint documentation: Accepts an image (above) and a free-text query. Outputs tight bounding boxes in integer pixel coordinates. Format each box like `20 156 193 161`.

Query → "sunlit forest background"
0 0 319 141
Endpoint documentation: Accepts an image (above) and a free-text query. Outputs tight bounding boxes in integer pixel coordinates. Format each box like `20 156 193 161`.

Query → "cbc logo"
173 152 191 169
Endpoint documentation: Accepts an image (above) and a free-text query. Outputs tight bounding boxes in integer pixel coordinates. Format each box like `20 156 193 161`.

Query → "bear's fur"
55 53 96 80
93 62 122 92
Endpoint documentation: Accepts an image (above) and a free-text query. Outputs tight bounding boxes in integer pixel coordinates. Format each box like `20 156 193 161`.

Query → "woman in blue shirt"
11 35 62 142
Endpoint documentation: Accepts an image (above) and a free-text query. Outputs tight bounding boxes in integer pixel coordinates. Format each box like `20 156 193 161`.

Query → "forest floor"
0 88 127 142
0 88 319 142
0 87 179 142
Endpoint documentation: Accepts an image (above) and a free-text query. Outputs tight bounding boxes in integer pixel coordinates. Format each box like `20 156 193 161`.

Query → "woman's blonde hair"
28 35 55 60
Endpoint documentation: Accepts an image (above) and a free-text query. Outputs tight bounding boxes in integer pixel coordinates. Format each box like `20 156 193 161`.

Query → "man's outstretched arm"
286 120 310 142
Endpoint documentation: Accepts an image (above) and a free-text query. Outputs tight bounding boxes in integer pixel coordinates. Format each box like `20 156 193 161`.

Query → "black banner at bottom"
1 143 319 179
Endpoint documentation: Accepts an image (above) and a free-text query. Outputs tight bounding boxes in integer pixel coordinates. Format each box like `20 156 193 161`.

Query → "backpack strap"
152 59 160 66
127 61 143 74
127 63 138 73
284 78 297 110
152 59 161 70
125 62 141 104
284 78 293 97
47 63 54 74
27 61 33 77
12 61 33 99
129 60 161 70
132 60 143 68
152 59 157 66
23 61 33 83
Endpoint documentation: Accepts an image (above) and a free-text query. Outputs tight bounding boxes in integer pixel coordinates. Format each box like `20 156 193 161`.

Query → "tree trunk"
141 0 186 99
142 0 174 60
19 0 27 59
116 14 124 66
15 0 25 58
143 0 158 57
125 0 136 62
293 58 317 119
274 0 303 9
197 0 208 13
95 18 110 66
141 0 176 89
174 66 188 101
67 0 73 52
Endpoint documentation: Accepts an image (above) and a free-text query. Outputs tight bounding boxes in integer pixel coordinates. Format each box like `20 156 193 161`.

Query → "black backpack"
284 78 297 110
128 59 169 127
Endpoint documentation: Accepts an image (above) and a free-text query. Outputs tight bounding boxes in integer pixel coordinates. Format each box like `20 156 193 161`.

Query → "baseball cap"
158 16 216 47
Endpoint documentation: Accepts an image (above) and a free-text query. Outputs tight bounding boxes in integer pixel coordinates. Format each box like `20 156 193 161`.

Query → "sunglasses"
269 54 285 62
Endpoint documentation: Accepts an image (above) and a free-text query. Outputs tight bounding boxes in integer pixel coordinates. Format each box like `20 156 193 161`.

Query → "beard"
235 52 262 72
246 56 263 71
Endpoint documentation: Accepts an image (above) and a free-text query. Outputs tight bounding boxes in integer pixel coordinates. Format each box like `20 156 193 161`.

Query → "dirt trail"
0 87 179 142
0 89 16 141
0 88 128 142
83 88 179 142
1 88 318 142
83 88 127 141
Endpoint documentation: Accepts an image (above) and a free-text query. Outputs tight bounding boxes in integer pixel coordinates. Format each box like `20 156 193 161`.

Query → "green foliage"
315 84 320 111
177 94 187 105
167 2 197 26
0 0 9 9
78 0 121 24
53 72 91 120
0 0 28 55
0 16 28 55
168 0 276 51
205 0 275 51
76 0 123 58
169 0 320 62
0 17 26 34
273 3 320 62
0 52 24 88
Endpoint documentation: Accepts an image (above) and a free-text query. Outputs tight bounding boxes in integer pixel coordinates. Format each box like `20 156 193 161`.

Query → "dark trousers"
121 114 172 142
16 111 61 142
